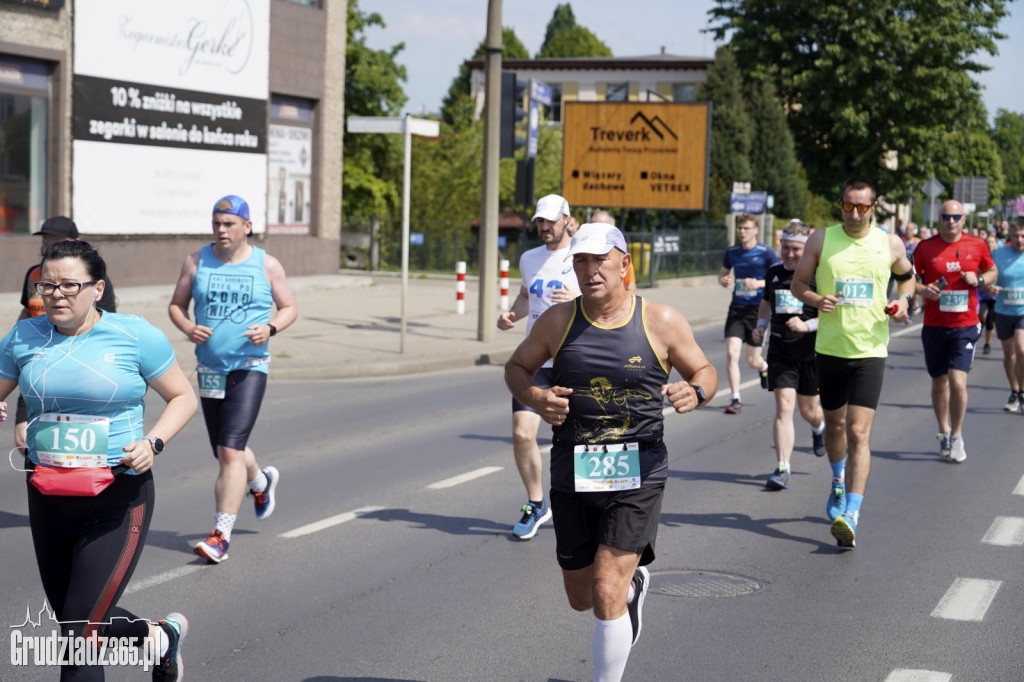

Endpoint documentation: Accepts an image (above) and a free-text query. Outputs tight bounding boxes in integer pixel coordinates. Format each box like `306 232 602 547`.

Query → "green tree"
536 3 612 58
343 0 407 225
745 76 809 219
696 46 753 218
440 28 529 126
537 25 613 58
708 0 1008 199
991 109 1024 200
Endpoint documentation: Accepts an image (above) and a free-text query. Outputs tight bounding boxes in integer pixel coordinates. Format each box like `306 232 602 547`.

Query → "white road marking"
664 377 759 414
1013 474 1024 496
884 670 952 682
280 506 385 539
426 466 503 490
890 323 920 339
930 577 1002 621
124 565 205 595
981 516 1024 546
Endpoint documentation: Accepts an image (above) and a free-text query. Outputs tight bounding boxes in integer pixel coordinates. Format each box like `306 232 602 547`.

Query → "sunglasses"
839 201 874 214
940 213 964 222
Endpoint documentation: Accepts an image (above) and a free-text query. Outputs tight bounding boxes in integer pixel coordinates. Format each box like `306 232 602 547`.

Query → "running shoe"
1005 392 1020 412
937 432 951 460
512 500 552 540
252 466 279 520
983 343 991 355
765 466 791 490
152 612 188 682
949 435 966 463
759 370 768 390
811 429 826 457
194 530 229 563
627 565 650 648
826 481 846 521
831 511 858 548
724 398 742 414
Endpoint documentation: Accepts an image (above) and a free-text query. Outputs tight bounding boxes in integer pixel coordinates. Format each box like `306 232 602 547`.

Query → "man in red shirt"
913 200 997 462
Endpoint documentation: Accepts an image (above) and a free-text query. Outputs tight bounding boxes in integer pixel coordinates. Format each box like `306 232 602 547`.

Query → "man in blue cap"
169 195 298 563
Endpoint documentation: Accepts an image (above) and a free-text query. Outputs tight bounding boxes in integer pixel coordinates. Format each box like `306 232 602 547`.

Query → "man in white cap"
506 222 716 681
497 194 578 540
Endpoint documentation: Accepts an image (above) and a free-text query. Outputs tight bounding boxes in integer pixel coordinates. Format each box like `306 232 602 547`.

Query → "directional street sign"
530 80 551 106
921 177 944 199
729 191 767 214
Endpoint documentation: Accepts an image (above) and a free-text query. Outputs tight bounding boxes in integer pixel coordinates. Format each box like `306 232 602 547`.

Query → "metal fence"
344 218 727 282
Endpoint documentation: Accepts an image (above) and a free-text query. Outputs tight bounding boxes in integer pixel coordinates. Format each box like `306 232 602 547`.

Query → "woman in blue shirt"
0 240 197 681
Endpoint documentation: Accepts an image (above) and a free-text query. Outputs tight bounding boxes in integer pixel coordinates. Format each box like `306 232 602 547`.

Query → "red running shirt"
913 234 994 328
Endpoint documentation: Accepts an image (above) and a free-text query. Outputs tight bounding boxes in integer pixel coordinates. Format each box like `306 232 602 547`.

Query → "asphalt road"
0 321 1021 681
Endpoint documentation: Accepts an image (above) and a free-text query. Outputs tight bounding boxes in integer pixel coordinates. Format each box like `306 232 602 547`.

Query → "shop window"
0 56 50 235
268 95 315 235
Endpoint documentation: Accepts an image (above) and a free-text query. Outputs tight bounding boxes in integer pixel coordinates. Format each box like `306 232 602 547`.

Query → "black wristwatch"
144 435 164 454
267 324 278 337
692 385 707 407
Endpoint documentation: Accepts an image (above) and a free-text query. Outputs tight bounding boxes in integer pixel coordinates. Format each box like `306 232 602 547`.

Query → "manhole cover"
651 570 765 598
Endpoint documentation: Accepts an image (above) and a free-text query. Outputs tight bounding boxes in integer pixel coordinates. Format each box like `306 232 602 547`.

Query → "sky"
361 0 1024 122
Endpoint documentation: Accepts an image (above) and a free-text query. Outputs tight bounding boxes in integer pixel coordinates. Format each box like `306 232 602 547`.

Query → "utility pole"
477 0 502 342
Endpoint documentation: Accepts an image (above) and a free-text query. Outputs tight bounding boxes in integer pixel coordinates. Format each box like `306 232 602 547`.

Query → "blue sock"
830 457 846 481
845 493 864 515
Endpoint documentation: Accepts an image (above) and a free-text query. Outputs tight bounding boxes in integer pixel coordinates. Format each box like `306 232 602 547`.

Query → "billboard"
561 102 710 211
72 0 269 234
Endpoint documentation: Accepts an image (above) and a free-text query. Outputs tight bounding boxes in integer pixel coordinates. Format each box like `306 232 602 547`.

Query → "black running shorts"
815 354 886 411
551 483 664 571
724 303 762 346
200 369 267 455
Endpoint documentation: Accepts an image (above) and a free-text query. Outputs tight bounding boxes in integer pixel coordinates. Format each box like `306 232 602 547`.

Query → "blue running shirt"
993 244 1024 316
722 243 778 305
192 245 274 374
0 313 176 470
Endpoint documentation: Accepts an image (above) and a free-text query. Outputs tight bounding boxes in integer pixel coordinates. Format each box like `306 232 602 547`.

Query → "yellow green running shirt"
814 225 892 359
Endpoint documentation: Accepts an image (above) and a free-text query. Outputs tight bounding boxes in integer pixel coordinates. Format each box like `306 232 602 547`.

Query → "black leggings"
27 471 154 681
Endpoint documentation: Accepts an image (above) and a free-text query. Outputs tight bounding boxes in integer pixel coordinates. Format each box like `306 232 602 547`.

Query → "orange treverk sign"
561 102 710 210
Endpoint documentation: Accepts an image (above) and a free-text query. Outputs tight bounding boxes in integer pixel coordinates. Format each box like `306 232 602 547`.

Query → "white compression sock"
215 512 237 541
249 469 268 494
592 613 632 682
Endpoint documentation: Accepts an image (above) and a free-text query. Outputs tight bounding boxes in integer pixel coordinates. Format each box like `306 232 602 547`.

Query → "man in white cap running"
497 194 578 539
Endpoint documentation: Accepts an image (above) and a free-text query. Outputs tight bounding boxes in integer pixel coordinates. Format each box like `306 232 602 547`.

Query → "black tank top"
551 296 669 491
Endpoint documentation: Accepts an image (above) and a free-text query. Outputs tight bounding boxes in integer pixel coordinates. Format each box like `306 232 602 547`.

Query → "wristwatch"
267 324 278 336
692 385 707 407
144 435 164 454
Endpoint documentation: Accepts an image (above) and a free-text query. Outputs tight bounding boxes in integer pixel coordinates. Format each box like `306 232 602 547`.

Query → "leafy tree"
343 0 407 225
440 28 529 126
708 0 1009 200
696 46 753 218
991 109 1024 200
745 76 809 219
537 25 613 58
536 3 612 58
539 3 578 54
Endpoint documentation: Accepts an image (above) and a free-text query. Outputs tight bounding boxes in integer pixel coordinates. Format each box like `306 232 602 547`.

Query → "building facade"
0 0 345 290
467 50 712 123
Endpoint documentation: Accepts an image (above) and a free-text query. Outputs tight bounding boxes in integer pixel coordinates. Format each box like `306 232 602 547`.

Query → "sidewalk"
1 272 733 381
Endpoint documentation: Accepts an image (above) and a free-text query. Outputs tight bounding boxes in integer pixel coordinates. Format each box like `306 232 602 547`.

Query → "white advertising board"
72 0 269 234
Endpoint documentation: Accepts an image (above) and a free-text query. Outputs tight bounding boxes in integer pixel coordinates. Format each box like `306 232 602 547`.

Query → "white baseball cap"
569 223 628 256
532 194 571 222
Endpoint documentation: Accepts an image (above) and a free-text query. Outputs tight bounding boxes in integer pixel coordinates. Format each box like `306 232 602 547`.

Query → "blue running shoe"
831 511 858 548
512 500 552 540
252 466 279 520
194 529 229 564
153 612 188 682
826 481 846 521
765 466 791 490
812 430 826 457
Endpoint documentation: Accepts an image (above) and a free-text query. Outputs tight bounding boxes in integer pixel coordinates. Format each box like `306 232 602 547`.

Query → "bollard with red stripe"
455 261 466 315
499 259 510 312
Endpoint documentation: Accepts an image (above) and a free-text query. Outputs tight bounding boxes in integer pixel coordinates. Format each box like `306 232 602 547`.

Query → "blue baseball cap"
212 195 250 220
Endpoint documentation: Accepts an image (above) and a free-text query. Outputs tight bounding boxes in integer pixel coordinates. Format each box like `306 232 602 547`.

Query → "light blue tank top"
193 245 273 374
